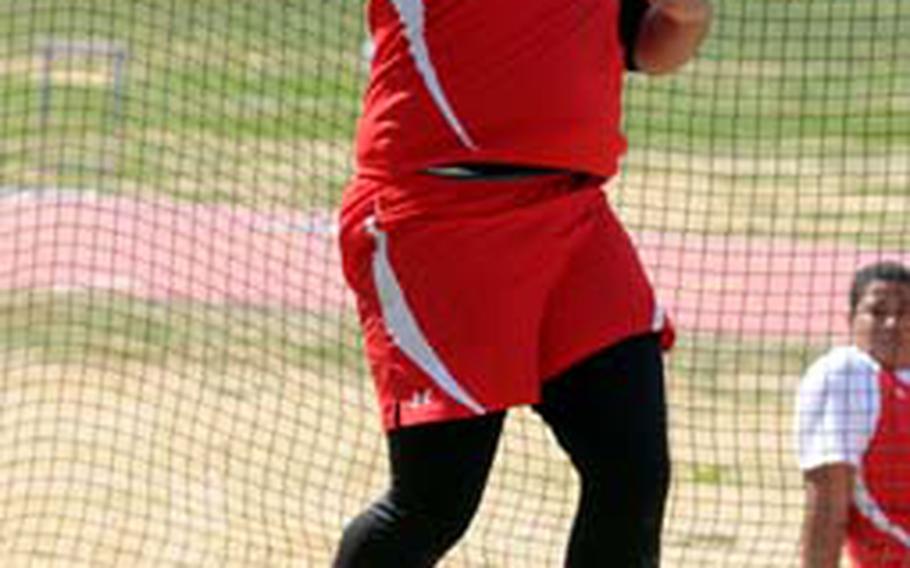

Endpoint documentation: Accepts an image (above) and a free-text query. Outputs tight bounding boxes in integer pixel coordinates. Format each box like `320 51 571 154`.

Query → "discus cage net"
0 1 907 566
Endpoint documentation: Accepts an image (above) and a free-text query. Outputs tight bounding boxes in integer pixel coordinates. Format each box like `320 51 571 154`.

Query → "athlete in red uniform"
334 0 712 565
796 262 910 568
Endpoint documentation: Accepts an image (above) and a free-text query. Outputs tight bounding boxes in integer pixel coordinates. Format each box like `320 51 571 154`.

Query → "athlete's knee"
404 487 480 554
333 491 479 568
333 503 400 568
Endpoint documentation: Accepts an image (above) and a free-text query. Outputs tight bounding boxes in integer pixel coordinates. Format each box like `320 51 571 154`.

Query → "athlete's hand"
649 0 712 27
633 0 712 75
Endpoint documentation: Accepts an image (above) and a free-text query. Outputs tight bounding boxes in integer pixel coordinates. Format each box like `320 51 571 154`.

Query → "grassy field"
616 0 910 247
0 337 816 567
0 292 826 566
0 289 364 373
0 0 907 225
0 0 365 207
0 1 907 566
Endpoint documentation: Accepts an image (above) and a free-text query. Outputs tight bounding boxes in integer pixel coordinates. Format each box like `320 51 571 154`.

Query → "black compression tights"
333 333 669 568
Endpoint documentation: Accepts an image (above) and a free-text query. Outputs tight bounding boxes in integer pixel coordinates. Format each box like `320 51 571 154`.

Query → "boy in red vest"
796 261 910 567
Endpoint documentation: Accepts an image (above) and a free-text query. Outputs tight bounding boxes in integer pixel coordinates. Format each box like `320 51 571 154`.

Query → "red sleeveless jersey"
848 368 910 567
355 0 628 179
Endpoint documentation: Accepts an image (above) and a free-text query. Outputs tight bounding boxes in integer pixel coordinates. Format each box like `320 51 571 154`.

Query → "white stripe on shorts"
651 304 666 334
366 217 485 414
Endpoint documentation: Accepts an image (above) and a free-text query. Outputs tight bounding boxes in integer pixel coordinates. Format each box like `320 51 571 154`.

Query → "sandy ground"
0 354 811 567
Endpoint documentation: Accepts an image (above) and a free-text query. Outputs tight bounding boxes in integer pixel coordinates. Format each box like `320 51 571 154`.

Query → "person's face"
850 280 910 369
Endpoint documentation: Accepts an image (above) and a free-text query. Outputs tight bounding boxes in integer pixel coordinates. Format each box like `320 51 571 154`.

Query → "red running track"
1 190 906 341
637 231 909 342
0 189 345 310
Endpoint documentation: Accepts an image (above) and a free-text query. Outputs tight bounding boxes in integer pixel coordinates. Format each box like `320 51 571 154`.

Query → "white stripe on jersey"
854 476 910 549
366 217 485 414
388 0 477 149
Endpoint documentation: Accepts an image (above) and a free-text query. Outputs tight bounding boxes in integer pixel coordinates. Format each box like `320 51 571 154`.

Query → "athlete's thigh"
533 333 668 474
386 412 506 516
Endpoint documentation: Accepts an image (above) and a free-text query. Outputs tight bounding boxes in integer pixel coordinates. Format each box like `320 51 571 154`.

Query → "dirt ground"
0 355 811 567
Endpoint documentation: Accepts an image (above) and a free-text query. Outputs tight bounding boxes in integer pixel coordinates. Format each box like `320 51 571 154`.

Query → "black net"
0 1 907 566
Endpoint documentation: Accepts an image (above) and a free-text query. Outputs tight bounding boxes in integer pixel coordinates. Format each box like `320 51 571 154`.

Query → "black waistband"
423 163 572 181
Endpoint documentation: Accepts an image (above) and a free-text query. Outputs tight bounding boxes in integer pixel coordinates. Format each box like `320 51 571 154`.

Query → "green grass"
0 289 365 375
668 332 825 402
0 0 366 205
665 332 821 489
0 0 906 201
624 0 910 153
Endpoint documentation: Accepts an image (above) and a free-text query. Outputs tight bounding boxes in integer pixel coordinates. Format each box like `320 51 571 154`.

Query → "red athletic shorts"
339 172 672 431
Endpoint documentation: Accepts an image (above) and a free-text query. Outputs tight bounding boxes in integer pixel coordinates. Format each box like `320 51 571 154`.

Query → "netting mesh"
0 1 907 566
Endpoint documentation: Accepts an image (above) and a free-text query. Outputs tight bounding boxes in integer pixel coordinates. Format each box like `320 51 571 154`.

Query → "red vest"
848 369 910 567
355 0 627 180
